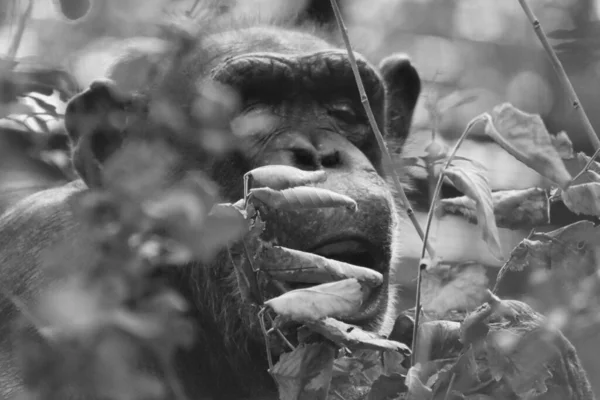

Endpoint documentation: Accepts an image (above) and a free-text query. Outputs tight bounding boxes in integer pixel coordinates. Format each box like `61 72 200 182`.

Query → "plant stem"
410 113 489 366
329 0 435 259
517 0 600 150
6 0 33 61
570 146 600 185
186 0 202 17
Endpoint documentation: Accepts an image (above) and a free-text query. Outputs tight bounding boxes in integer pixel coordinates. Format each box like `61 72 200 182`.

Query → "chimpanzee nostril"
320 150 341 168
291 147 319 170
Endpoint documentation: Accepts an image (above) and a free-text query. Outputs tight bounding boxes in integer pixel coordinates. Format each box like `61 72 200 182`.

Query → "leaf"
485 103 572 189
485 328 554 398
438 187 550 230
431 348 481 396
561 182 600 216
259 245 383 287
264 279 365 322
421 263 490 317
405 364 432 400
562 152 600 185
304 318 412 355
367 373 407 400
443 164 503 260
550 131 574 159
245 165 327 191
248 186 357 212
270 342 335 400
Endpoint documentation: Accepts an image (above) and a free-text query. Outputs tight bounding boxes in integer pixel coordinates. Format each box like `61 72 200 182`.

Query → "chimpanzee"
0 22 421 399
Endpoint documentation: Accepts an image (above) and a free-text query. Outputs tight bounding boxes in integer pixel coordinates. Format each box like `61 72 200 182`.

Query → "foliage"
0 1 599 400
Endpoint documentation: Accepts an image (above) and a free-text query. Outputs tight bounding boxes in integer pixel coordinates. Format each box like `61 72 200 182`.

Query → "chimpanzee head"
63 23 421 382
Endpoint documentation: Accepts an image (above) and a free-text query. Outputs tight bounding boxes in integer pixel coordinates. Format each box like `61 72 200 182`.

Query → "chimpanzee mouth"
274 236 388 323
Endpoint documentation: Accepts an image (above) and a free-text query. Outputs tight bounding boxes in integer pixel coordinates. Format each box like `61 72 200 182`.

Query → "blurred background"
1 0 599 394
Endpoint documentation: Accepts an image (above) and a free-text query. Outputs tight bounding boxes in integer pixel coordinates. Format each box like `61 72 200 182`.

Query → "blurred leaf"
270 342 335 400
367 373 406 400
431 348 481 396
438 187 550 230
421 263 489 317
260 245 383 287
304 318 412 355
405 363 432 400
443 163 503 260
245 165 327 191
485 329 554 398
265 279 364 322
25 95 58 116
485 103 572 189
248 186 357 212
53 0 93 21
550 131 574 159
561 183 600 216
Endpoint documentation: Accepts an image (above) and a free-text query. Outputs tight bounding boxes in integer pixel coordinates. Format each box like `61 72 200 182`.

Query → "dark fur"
0 23 421 399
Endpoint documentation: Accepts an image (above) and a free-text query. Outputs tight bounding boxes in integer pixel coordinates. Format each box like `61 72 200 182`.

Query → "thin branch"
6 0 33 61
186 0 202 17
570 146 600 185
517 0 600 150
410 113 489 366
329 0 435 259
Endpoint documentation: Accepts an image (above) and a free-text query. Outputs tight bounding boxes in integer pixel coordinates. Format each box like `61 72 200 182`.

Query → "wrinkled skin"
0 24 421 399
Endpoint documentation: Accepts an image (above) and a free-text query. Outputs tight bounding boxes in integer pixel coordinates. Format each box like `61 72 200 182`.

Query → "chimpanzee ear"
378 53 421 142
64 78 142 188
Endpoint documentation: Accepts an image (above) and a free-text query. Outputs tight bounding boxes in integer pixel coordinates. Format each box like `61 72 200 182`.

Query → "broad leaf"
270 342 335 400
485 103 572 188
264 279 364 322
443 164 503 260
561 182 600 216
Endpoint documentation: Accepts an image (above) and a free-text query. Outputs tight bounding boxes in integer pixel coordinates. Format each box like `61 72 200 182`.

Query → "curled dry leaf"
485 103 572 189
304 318 412 356
245 165 327 191
259 245 383 287
264 279 365 322
438 187 550 230
443 164 503 260
550 131 574 159
270 342 335 400
248 186 357 212
561 182 600 216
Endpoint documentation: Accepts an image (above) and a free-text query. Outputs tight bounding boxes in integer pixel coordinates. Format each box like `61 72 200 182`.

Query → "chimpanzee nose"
289 141 342 170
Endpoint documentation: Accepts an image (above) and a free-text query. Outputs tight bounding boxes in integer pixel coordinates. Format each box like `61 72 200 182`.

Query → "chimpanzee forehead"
205 26 335 59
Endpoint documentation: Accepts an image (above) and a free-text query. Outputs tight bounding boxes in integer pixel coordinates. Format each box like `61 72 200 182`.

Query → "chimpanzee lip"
275 234 388 324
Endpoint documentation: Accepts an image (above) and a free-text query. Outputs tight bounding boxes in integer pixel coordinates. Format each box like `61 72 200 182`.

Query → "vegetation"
0 0 599 399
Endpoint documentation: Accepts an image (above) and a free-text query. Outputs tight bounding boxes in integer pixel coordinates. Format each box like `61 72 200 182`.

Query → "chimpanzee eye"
328 102 358 124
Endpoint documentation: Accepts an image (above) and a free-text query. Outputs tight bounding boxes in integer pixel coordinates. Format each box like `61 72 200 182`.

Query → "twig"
266 313 296 351
570 146 600 185
517 0 600 150
329 0 435 259
443 373 456 400
6 0 33 61
410 113 489 366
186 0 202 17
